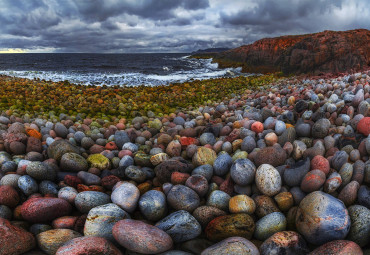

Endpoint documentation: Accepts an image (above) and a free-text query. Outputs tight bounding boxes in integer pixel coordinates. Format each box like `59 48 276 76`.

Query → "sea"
0 53 245 86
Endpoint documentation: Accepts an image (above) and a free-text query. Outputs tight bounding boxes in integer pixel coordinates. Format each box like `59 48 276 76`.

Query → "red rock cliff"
214 29 370 74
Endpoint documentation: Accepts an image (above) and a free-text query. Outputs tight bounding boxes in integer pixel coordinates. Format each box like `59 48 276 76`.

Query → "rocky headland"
200 29 370 75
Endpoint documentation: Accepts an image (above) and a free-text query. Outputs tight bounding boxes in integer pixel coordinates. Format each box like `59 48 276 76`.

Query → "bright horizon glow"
0 48 27 53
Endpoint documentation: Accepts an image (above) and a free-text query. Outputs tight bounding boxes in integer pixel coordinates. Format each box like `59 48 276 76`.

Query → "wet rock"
139 190 167 221
259 231 309 255
192 206 227 228
113 219 173 254
201 237 259 255
60 153 88 172
56 236 122 255
155 210 202 243
74 191 111 213
111 182 140 213
37 229 82 255
254 212 287 241
47 140 80 162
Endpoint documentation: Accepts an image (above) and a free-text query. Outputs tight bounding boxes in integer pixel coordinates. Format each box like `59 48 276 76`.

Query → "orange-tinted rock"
300 170 326 193
0 218 36 255
171 172 190 185
260 231 309 255
52 216 78 229
357 117 370 136
274 192 294 212
251 121 264 134
205 213 255 242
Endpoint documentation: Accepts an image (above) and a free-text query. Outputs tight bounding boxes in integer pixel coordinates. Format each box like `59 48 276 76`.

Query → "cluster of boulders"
0 71 369 255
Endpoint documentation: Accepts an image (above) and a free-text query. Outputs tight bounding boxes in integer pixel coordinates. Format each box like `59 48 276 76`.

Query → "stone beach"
0 70 369 254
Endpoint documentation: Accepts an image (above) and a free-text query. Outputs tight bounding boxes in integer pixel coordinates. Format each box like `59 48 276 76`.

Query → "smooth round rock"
167 184 200 212
0 205 12 220
111 182 140 213
201 237 259 255
155 210 202 243
56 236 122 255
312 118 330 138
37 229 82 255
58 187 78 204
192 206 227 228
213 154 233 176
185 174 209 197
21 198 72 223
47 140 80 162
207 190 231 212
332 151 349 171
84 203 129 241
192 147 217 166
255 164 282 196
75 191 111 213
18 175 39 196
87 154 111 170
0 185 19 208
60 153 88 172
241 136 256 153
295 191 351 245
26 161 56 181
254 195 281 218
125 165 146 183
259 231 309 255
324 172 342 193
229 195 256 214
0 218 36 255
254 212 287 241
139 190 167 221
308 240 363 255
253 145 287 167
300 170 326 193
205 213 255 242
113 219 173 254
230 159 256 186
199 133 216 146
0 174 21 187
311 155 330 175
283 158 310 187
347 205 370 247
358 185 370 209
39 180 59 196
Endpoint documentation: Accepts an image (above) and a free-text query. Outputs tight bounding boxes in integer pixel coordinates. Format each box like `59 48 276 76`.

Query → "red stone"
21 198 72 223
219 176 234 196
52 216 78 229
171 172 190 185
311 155 330 176
64 175 82 188
0 185 19 208
179 137 197 147
251 121 264 134
105 141 118 150
357 117 370 136
308 240 363 255
0 218 36 255
89 144 105 154
300 170 326 193
77 184 104 192
101 175 121 190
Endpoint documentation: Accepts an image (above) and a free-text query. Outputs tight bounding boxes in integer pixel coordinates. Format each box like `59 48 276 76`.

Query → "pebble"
300 169 326 193
167 184 200 212
21 198 72 223
308 240 363 255
205 213 255 242
201 237 259 255
192 206 227 228
255 164 282 196
155 210 202 243
207 190 231 211
192 147 217 166
37 229 82 255
259 231 309 255
254 212 287 241
56 236 122 255
230 158 256 186
138 190 167 221
113 219 173 254
295 191 351 245
229 195 256 214
213 153 233 176
0 218 36 255
60 152 88 172
111 182 140 213
74 191 111 213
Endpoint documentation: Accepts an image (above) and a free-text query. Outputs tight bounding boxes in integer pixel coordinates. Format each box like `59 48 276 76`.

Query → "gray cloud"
0 0 369 53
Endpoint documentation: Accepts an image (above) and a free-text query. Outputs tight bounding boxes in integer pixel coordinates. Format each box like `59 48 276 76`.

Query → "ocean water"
0 53 245 86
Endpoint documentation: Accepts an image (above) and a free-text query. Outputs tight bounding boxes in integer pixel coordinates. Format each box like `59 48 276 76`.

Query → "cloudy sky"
0 0 369 53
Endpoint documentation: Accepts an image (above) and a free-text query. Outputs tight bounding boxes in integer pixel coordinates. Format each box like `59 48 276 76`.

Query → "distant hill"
191 48 230 54
210 29 370 75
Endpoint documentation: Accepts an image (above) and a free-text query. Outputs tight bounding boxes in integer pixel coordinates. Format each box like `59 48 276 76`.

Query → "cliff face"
214 29 370 74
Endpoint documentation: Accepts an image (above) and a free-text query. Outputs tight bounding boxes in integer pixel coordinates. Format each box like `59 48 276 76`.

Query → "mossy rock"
87 154 111 170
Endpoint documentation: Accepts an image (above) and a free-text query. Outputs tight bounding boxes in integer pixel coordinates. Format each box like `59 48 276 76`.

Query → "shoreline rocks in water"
0 70 370 254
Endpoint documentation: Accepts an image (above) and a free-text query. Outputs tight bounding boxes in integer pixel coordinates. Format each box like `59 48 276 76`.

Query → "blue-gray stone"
207 190 230 212
199 133 216 146
155 210 201 243
39 180 59 196
122 142 138 152
192 164 213 181
358 185 370 209
230 159 256 186
167 185 200 213
283 158 310 187
213 154 232 176
26 161 56 181
0 205 12 220
173 117 186 126
332 151 349 171
84 203 129 241
73 131 86 143
241 136 256 153
125 165 146 183
75 191 111 213
29 224 52 236
18 175 39 196
119 155 134 169
114 131 130 149
139 190 167 221
1 161 17 173
347 205 370 247
254 212 287 241
77 171 101 186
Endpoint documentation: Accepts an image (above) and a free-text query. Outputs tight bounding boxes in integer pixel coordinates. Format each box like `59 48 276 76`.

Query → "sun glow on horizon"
0 48 26 53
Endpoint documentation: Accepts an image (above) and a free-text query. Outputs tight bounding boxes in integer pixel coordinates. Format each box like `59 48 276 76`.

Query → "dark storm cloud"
0 0 369 53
